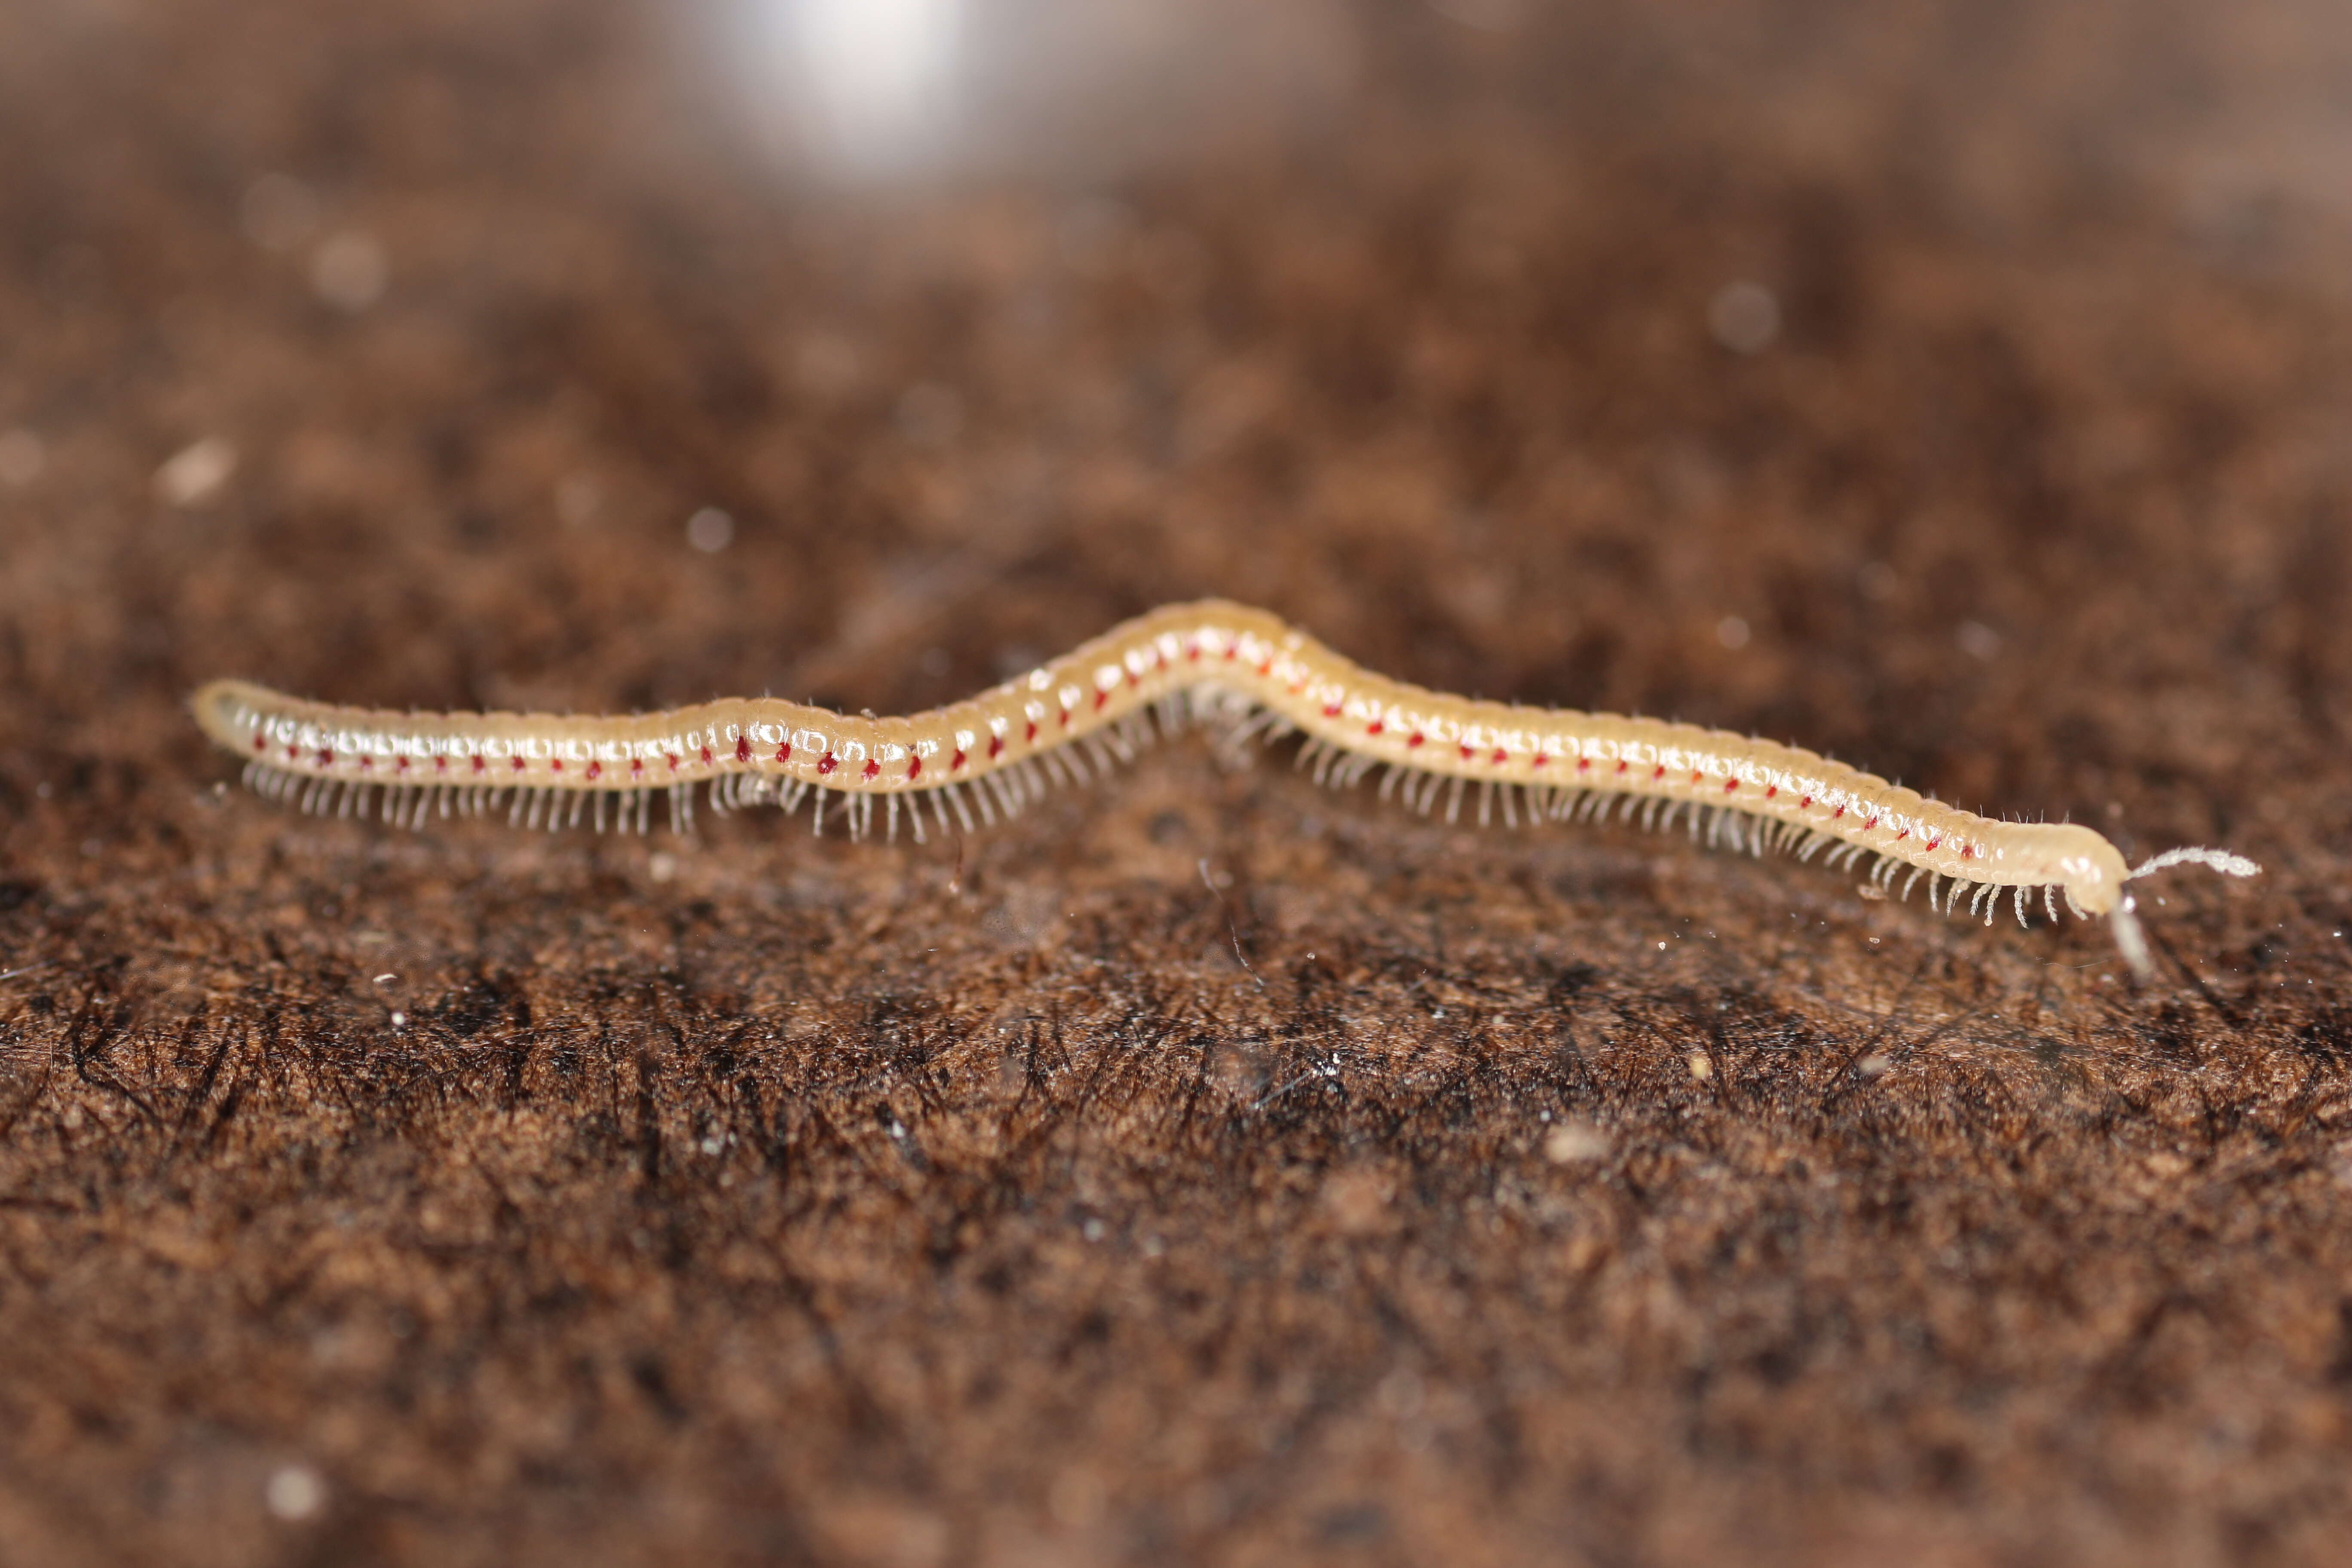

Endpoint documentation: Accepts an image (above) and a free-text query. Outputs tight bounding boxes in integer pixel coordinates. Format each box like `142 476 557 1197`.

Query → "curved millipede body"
193 599 2257 978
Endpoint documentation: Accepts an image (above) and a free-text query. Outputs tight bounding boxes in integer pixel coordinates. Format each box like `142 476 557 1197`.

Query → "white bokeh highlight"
757 0 964 172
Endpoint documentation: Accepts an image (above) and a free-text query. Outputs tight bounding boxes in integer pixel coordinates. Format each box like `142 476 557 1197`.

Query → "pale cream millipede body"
193 599 2257 978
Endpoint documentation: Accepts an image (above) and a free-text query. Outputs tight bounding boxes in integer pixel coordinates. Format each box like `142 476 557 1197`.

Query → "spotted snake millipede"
194 599 2257 978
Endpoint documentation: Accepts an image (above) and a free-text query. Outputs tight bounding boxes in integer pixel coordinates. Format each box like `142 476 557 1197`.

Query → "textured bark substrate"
2 3 2349 1563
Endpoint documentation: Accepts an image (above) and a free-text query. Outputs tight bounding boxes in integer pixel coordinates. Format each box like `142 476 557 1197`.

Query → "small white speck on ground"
1543 1121 1611 1164
648 851 678 883
1686 1053 1713 1081
155 437 237 507
1708 280 1781 353
1715 615 1751 650
388 1011 405 1028
265 1464 326 1521
686 507 735 552
310 230 389 310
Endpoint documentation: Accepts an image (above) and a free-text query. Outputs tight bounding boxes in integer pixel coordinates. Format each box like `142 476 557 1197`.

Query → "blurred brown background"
3 1 2351 1563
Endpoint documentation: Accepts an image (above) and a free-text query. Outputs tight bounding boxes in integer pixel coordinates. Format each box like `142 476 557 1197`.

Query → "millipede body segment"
193 599 2256 977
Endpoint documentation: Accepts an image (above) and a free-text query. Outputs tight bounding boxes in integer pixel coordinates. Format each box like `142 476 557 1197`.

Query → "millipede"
193 598 2257 979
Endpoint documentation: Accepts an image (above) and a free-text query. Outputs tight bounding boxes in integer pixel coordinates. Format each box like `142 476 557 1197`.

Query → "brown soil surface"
3 2 2351 1563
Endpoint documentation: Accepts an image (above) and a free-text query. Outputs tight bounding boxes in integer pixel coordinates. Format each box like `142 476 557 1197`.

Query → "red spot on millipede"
434 756 448 773
1024 721 1037 744
473 755 487 774
861 759 880 781
1408 733 1425 749
1925 835 1940 850
317 748 334 766
1576 757 1591 772
358 756 373 771
818 753 837 775
1491 748 1508 765
512 756 527 772
251 735 265 751
777 742 793 763
586 762 601 780
1723 778 1737 793
1533 754 1550 768
1800 795 1812 806
285 745 299 761
1764 784 1776 798
1652 765 1666 781
1366 720 1384 736
906 756 922 781
1094 689 1109 710
699 745 714 766
992 735 1007 758
951 749 967 771
1833 804 1846 818
1459 744 1475 761
1324 703 1343 718
1257 661 1273 677
395 756 410 772
631 758 645 776
736 735 751 763
1616 760 1629 774
666 753 680 771
1961 844 1975 858
549 759 562 772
